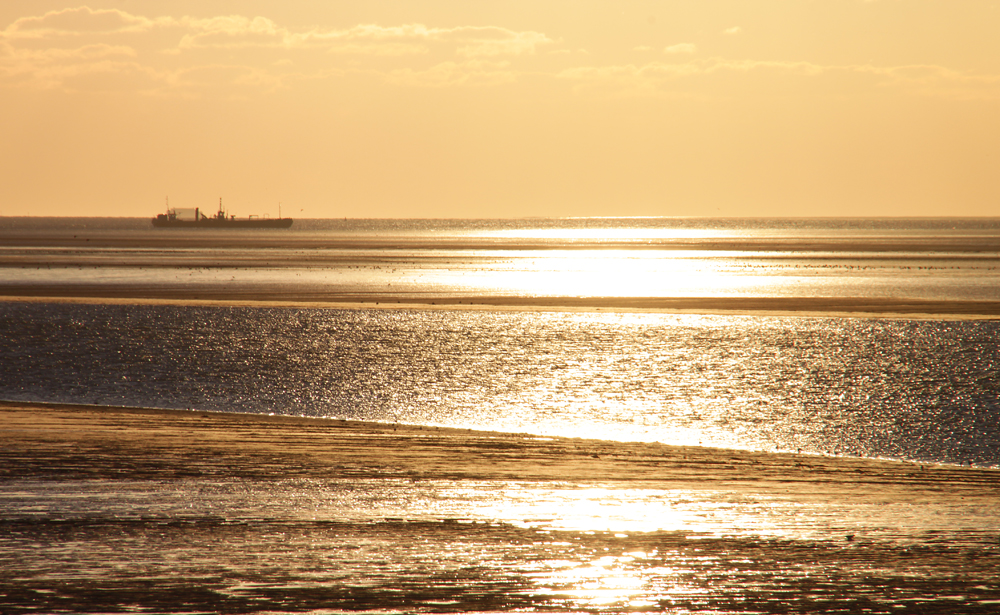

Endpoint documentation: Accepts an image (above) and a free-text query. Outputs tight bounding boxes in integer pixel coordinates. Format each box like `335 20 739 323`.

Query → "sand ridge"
3 292 1000 319
3 400 997 491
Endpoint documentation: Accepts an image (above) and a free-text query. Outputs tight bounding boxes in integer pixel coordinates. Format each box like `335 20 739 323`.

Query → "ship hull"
152 217 293 229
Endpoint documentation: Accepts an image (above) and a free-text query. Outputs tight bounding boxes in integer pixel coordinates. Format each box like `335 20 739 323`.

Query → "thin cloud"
453 29 551 57
386 60 517 87
176 15 285 50
20 43 136 63
2 6 161 38
558 58 1000 100
176 21 552 56
664 43 696 54
724 27 742 35
2 9 553 56
0 7 556 95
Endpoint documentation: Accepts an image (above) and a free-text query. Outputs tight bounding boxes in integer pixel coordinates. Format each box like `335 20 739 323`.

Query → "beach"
3 400 1000 613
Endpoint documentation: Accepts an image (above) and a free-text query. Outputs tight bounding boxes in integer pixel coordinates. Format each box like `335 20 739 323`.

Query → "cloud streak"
558 58 1000 100
0 6 554 94
3 8 553 55
2 6 998 102
3 6 162 38
664 43 696 54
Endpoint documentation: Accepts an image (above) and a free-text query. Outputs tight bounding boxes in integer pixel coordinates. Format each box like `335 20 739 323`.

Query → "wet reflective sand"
3 402 999 614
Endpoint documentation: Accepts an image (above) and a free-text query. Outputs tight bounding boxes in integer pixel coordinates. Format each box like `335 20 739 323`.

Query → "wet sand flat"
4 228 1000 253
4 221 1000 318
3 401 1000 613
4 290 1000 318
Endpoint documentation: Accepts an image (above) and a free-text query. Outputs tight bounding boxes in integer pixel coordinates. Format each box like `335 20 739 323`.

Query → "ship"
152 198 293 228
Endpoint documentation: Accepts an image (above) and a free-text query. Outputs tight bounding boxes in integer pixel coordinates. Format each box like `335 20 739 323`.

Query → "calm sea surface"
3 216 1000 301
2 217 1000 614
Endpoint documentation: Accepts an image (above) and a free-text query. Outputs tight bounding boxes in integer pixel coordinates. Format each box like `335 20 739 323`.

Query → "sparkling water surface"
3 472 998 613
2 302 999 468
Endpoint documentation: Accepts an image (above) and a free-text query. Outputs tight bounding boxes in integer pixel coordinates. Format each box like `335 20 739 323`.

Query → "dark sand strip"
3 290 1000 318
4 232 1000 253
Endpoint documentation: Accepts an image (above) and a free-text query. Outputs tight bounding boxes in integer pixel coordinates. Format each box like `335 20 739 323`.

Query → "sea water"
3 217 1000 614
1 217 1000 467
2 303 1000 467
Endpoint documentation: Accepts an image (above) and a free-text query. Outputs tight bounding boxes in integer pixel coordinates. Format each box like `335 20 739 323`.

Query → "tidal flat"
2 402 999 614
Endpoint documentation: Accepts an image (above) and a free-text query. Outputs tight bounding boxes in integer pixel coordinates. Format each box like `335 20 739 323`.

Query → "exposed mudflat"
2 402 999 613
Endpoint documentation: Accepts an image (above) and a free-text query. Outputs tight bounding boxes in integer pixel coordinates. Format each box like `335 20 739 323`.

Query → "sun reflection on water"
444 249 769 298
481 228 725 240
528 552 712 610
532 554 653 608
444 483 822 541
8 472 1000 613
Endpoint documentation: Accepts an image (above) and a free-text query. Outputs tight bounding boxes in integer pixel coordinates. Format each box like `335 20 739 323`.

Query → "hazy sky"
2 2 999 218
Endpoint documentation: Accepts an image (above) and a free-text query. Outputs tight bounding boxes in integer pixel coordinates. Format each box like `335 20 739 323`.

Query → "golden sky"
2 2 999 218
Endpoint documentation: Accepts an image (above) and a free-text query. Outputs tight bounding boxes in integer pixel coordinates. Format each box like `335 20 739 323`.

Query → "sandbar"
3 290 1000 319
3 400 997 493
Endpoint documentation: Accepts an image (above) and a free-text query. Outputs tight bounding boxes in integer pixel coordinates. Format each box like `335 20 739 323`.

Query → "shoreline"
3 292 1000 319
